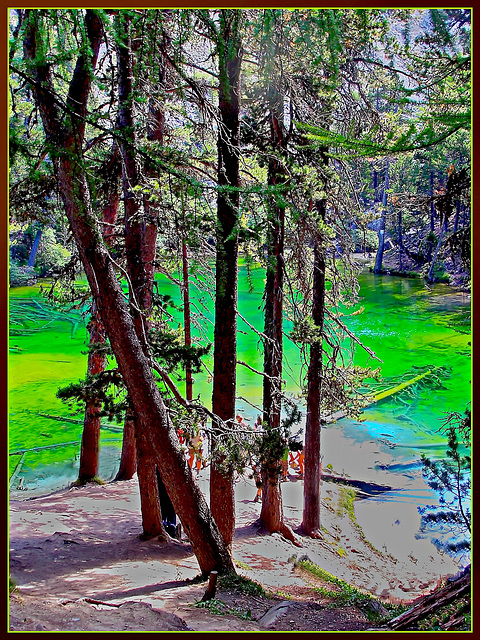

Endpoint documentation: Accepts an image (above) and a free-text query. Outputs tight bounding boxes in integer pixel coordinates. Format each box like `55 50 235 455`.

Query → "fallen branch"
9 452 26 488
387 567 470 630
321 472 393 496
84 598 122 608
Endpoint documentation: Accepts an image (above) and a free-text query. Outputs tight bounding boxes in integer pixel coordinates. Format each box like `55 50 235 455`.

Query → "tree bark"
260 82 290 538
373 161 389 274
387 567 470 630
426 168 436 262
397 209 403 271
136 424 167 541
81 148 121 485
116 12 165 538
210 10 242 549
302 201 327 538
78 304 106 483
23 8 234 576
115 407 137 480
27 227 42 267
182 241 193 402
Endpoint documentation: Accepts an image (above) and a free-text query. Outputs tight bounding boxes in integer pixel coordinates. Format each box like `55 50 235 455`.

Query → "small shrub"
351 228 379 253
294 557 370 607
9 577 18 593
9 259 37 287
219 573 266 597
195 598 253 620
34 228 71 277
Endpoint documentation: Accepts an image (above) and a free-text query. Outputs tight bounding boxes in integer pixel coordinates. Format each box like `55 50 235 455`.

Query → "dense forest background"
9 9 470 575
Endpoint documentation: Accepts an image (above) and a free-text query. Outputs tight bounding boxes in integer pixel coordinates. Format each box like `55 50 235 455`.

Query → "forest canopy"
9 8 471 573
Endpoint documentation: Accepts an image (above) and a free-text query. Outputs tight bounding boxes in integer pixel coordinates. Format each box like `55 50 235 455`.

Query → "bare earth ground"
9 465 459 632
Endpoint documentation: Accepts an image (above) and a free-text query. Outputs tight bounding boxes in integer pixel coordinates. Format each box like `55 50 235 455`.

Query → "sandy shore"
10 409 466 631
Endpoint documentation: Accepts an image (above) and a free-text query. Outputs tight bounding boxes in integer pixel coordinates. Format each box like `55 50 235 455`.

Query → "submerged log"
9 453 26 488
321 472 393 495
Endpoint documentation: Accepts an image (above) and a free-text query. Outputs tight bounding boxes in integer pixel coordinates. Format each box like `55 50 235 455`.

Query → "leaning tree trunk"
59 153 234 572
23 8 234 576
302 200 327 538
210 10 242 549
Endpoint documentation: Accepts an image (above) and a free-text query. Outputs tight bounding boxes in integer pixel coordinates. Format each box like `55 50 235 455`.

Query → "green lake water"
9 268 471 511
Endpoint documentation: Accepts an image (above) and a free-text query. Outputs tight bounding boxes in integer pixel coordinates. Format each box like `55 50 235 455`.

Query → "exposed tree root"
278 523 303 547
300 525 323 540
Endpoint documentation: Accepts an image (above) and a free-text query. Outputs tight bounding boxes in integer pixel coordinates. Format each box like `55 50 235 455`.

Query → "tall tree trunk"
23 8 234 576
27 227 42 267
81 148 121 485
116 13 165 539
398 209 403 271
77 303 106 483
302 199 327 538
427 168 465 283
453 200 460 234
102 146 138 483
210 10 242 549
115 407 137 480
136 424 167 541
373 161 389 274
426 168 436 262
182 241 193 402
427 220 447 283
259 83 293 541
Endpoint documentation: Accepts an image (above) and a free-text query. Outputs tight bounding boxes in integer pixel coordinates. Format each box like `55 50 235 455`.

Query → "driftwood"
201 571 218 602
9 453 26 489
84 598 123 608
321 472 393 496
387 566 471 630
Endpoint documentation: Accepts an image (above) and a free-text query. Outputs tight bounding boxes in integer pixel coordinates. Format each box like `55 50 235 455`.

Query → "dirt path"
9 472 459 631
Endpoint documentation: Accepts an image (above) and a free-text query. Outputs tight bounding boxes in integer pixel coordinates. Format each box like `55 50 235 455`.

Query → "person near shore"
288 440 305 477
297 447 304 477
188 429 204 473
252 463 262 502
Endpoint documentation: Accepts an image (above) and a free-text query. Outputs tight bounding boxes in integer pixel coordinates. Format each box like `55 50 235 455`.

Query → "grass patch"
195 598 253 620
296 558 371 607
293 557 408 623
336 486 357 519
219 573 266 598
9 577 18 594
234 559 252 571
70 476 105 488
417 595 471 631
336 487 396 561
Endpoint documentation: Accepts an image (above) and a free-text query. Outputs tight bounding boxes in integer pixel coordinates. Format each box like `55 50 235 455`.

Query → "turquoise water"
8 267 471 498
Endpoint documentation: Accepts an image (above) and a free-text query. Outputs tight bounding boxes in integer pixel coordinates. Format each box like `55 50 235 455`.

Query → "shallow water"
9 268 471 522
